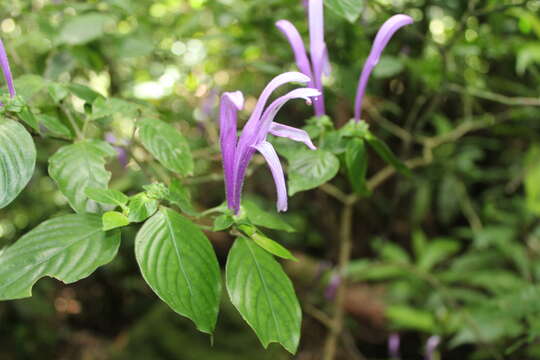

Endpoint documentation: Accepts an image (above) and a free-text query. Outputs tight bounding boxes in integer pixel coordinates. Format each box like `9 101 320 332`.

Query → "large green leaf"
0 214 121 300
325 0 364 23
58 13 115 45
287 149 339 195
0 118 36 208
138 118 194 176
226 237 301 354
49 140 116 213
135 208 221 334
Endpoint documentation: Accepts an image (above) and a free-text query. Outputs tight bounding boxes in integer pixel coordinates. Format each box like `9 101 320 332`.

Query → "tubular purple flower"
425 335 441 360
0 38 15 100
276 0 327 116
219 72 320 214
353 14 413 121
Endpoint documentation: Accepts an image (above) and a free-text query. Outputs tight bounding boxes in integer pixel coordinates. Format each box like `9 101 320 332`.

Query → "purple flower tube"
219 72 319 214
0 38 16 104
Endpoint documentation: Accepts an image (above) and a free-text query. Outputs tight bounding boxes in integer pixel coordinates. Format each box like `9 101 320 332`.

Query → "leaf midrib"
245 239 283 343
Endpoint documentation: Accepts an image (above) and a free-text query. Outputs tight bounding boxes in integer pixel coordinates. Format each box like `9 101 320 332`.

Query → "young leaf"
226 237 301 354
325 0 364 23
243 200 295 232
365 131 412 177
0 214 121 300
167 179 197 216
287 148 339 196
0 118 36 209
345 138 370 196
85 187 129 207
138 118 194 176
250 233 298 261
102 211 130 231
213 214 234 231
135 208 221 334
127 193 158 222
48 140 116 213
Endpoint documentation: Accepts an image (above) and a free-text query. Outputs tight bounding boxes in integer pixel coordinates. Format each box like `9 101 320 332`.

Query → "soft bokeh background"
1 0 540 359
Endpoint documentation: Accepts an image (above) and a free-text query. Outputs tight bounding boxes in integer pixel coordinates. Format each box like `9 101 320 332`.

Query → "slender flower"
220 72 320 214
425 335 441 360
354 15 413 121
0 38 15 103
276 0 329 116
388 333 401 359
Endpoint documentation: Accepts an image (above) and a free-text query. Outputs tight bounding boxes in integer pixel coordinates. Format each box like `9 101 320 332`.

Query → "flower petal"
220 91 244 211
276 20 313 78
252 141 288 212
0 39 15 99
257 87 321 143
269 122 316 150
309 0 327 116
354 14 413 121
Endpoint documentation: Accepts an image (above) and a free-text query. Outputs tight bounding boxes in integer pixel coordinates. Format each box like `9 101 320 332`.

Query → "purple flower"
276 0 329 116
425 335 441 360
0 38 16 104
105 132 129 168
220 72 319 214
388 333 401 359
354 15 413 121
324 272 340 300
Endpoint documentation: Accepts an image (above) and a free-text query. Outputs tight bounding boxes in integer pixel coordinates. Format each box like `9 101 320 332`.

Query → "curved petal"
252 141 288 212
219 91 244 210
354 14 413 121
257 87 321 144
276 20 313 78
269 122 316 150
245 71 311 131
309 0 326 116
0 39 15 99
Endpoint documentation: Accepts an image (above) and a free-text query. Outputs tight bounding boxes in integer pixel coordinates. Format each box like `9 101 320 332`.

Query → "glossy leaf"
345 138 370 196
135 208 221 334
127 193 158 222
287 148 339 195
138 118 194 176
48 140 116 213
243 199 294 232
0 118 36 209
0 214 121 300
365 131 412 177
251 233 297 261
325 0 364 23
85 187 129 207
102 211 130 231
226 237 301 353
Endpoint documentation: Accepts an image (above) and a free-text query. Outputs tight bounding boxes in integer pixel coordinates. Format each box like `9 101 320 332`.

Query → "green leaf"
85 187 129 207
13 75 47 101
325 0 364 23
17 106 39 131
102 211 130 231
135 208 221 334
48 140 116 213
138 118 194 176
365 131 412 177
0 214 120 300
287 149 339 196
226 237 301 353
58 13 115 45
37 114 73 139
386 305 436 332
525 145 540 215
127 193 158 222
0 118 36 209
250 233 297 261
243 200 294 232
417 238 460 271
213 214 234 231
345 138 370 196
167 179 197 216
68 83 103 103
48 83 69 103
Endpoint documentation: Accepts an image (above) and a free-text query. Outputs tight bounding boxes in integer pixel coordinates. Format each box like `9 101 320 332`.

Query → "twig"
323 203 354 360
447 84 540 107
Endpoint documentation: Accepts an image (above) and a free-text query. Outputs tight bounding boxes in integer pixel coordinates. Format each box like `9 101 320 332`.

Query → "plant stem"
323 203 353 360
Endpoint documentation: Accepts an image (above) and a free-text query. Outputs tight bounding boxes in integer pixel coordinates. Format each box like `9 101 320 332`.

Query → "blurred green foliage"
1 0 540 359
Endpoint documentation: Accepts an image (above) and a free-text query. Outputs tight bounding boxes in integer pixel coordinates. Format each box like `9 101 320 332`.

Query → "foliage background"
1 0 540 359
